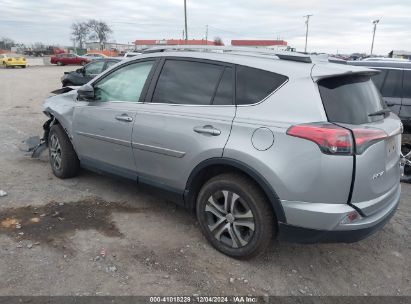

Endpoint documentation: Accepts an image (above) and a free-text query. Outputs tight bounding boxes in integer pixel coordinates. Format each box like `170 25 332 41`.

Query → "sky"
0 0 410 55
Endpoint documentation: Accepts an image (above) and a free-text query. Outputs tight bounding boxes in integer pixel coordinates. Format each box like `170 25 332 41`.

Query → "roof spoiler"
142 45 313 63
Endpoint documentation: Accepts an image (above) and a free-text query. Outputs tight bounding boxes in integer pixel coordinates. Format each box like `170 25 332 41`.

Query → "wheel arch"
184 157 286 223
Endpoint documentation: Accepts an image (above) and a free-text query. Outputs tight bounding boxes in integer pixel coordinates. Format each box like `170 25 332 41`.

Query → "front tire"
56 61 63 66
48 124 80 179
196 173 276 259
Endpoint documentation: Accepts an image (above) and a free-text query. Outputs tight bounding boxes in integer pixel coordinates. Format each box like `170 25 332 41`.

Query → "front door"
72 59 157 179
132 58 236 191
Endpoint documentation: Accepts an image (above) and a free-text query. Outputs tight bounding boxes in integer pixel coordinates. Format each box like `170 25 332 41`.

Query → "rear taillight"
287 123 388 155
352 128 387 154
287 123 353 155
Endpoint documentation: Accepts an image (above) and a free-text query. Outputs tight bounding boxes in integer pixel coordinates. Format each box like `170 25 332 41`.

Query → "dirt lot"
0 66 410 296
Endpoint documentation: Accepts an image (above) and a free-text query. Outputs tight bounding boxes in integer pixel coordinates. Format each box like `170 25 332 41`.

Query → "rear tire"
56 61 63 66
48 124 80 179
196 173 276 259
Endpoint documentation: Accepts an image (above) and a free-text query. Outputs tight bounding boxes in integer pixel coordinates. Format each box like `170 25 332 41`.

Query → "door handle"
115 114 133 122
193 125 221 136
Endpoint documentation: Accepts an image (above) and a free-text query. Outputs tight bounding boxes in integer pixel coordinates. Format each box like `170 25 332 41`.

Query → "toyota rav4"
40 46 402 259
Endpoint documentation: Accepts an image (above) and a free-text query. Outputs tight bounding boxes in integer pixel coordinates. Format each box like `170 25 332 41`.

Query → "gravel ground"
0 66 410 296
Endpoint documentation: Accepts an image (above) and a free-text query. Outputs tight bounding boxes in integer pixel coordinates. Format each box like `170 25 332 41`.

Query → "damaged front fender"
23 87 79 158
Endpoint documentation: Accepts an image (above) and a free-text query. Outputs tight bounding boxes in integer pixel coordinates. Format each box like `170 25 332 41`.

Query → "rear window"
236 66 288 105
318 75 386 125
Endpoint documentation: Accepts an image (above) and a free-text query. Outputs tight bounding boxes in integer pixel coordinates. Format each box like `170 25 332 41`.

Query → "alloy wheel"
204 190 255 248
49 133 62 171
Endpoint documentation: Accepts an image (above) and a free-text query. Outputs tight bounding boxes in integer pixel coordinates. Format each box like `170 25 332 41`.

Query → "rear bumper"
278 184 400 243
278 201 398 243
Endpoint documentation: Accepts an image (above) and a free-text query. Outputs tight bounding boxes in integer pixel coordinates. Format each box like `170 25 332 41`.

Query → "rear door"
318 74 402 216
131 58 236 192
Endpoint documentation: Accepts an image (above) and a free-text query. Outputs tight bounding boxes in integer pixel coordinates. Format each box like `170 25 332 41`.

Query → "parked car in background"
349 59 411 127
41 46 401 259
61 58 120 86
349 59 411 183
1 54 26 68
81 53 108 61
50 53 90 66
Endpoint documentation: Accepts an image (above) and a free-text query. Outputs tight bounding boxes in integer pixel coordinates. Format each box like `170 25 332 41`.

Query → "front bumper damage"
20 118 53 158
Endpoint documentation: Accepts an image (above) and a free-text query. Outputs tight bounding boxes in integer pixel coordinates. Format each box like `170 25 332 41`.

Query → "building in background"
134 39 220 50
85 42 134 52
389 50 411 60
230 39 294 51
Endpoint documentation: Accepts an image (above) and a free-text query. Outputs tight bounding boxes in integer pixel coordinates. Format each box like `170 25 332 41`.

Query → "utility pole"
370 19 380 55
303 14 313 53
184 0 188 41
205 25 208 44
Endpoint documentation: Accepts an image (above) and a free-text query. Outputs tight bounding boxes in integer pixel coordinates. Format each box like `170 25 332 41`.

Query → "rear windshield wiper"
368 108 391 117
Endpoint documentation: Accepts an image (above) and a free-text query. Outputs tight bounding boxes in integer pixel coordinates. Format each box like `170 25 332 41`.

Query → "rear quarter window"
318 75 386 125
236 66 288 105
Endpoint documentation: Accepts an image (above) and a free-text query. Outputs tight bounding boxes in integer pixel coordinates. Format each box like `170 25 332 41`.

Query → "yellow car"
1 54 26 68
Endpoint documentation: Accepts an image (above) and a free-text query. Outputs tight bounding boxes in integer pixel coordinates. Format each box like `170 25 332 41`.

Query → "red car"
50 53 90 66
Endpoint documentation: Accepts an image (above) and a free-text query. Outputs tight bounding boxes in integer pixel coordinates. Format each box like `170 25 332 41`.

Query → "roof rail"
142 45 312 63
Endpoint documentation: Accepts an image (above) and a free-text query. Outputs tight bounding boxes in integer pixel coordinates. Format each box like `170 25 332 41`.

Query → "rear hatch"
317 72 402 216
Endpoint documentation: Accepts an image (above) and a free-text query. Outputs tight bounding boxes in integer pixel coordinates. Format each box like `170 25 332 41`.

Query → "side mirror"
77 84 94 101
76 68 85 74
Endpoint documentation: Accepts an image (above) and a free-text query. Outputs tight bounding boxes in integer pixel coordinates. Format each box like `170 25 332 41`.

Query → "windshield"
318 74 386 125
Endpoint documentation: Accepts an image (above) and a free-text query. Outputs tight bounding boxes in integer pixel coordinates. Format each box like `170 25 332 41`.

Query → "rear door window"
318 75 386 125
152 60 224 105
236 66 288 105
212 67 234 105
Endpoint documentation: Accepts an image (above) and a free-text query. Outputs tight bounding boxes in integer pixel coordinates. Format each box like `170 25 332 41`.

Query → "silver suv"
41 46 402 259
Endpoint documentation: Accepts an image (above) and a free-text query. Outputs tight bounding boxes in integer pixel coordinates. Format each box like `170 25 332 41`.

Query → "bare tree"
71 22 89 49
87 20 113 50
213 37 224 46
0 37 15 50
